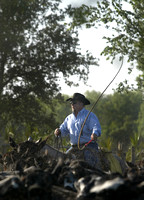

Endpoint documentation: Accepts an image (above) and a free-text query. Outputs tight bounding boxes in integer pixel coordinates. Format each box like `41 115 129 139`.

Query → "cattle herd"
0 137 144 200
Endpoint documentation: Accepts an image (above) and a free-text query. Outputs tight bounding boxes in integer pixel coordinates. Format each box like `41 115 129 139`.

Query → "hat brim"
66 97 90 105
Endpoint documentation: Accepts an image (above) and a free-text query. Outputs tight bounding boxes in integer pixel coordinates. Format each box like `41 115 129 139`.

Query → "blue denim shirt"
59 108 101 145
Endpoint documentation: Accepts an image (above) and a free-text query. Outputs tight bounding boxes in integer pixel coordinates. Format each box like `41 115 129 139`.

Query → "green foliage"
0 95 58 147
126 132 144 162
99 136 113 151
130 132 140 147
0 0 97 100
0 0 98 145
53 94 71 124
67 0 144 91
137 102 144 137
83 90 142 152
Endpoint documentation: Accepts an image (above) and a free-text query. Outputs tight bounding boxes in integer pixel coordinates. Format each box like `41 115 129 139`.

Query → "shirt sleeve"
59 117 69 137
89 112 101 136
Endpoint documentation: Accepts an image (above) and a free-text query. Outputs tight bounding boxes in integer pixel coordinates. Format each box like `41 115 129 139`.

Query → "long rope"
78 57 124 150
54 135 65 153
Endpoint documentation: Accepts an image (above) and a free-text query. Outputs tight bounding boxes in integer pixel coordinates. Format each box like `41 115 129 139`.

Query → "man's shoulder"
82 108 94 115
81 107 89 114
84 109 97 119
65 113 74 120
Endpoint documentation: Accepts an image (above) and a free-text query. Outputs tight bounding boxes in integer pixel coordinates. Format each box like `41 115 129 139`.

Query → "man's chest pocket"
81 122 89 134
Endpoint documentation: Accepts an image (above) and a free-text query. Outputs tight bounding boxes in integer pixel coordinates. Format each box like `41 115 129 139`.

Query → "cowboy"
54 93 101 168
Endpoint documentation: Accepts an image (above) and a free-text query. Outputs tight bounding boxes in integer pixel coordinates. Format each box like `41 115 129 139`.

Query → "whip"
78 57 124 150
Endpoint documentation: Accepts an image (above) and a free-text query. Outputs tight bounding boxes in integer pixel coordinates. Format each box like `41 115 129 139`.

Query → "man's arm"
89 112 101 139
54 117 69 137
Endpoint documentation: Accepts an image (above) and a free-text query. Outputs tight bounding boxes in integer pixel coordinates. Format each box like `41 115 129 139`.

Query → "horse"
2 137 128 174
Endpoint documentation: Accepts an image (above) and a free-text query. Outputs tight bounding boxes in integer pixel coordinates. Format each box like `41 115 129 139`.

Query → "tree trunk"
131 146 135 164
0 58 5 98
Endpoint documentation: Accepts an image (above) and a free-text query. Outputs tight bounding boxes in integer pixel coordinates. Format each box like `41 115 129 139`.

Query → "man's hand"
91 133 97 141
54 128 61 136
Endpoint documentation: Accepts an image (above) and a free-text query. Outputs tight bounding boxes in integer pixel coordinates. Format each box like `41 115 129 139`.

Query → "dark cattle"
0 138 143 199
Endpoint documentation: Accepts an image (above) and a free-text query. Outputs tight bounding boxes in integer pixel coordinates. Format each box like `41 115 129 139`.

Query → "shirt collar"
72 107 86 118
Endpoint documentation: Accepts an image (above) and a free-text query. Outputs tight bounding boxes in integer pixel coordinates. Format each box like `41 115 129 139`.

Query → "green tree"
85 90 109 125
102 91 141 151
54 94 71 124
0 96 58 142
67 0 144 90
84 90 142 151
0 0 97 100
0 0 97 139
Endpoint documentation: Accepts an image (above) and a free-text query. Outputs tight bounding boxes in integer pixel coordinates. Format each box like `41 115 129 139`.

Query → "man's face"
70 101 84 113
